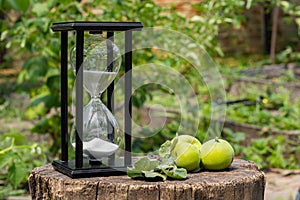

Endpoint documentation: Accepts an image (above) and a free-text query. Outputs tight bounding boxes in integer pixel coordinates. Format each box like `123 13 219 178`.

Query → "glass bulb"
70 33 122 161
70 34 122 95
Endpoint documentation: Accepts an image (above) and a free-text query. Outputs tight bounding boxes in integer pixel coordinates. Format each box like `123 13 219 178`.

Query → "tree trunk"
0 10 6 65
28 159 265 200
270 6 279 64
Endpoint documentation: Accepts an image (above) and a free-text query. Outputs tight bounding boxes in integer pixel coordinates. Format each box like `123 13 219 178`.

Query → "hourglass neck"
91 93 103 100
89 95 105 111
87 82 108 97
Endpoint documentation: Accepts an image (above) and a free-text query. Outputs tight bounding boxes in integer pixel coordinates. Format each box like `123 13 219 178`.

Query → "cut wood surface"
28 159 265 200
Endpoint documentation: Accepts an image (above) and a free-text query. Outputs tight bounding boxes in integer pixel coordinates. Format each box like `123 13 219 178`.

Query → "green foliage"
223 128 300 169
0 0 30 13
241 135 299 169
219 58 300 170
192 0 246 56
226 88 300 131
222 128 245 155
275 46 300 64
132 121 179 153
0 132 47 198
127 156 187 181
0 0 270 153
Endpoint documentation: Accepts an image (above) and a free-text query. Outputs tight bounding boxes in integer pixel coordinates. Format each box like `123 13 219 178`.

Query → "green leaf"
24 104 46 120
142 171 167 181
0 187 26 198
32 2 49 17
161 155 174 166
46 75 60 91
6 0 30 12
127 157 159 179
1 133 27 145
158 140 171 157
246 0 254 9
59 0 73 4
127 156 187 181
0 30 8 41
0 153 13 169
133 157 159 171
30 93 60 109
7 162 27 188
22 57 48 83
170 136 178 152
30 118 49 134
126 167 144 179
158 134 179 158
160 165 187 180
296 18 300 27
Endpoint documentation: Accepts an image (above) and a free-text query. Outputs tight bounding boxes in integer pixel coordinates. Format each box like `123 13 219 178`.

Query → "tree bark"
0 10 6 65
28 159 265 200
270 6 279 64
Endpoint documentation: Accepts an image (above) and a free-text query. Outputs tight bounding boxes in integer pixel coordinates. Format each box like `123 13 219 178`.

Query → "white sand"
72 138 119 158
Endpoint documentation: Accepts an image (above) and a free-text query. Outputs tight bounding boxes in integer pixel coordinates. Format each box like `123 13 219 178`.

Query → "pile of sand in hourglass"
82 138 119 158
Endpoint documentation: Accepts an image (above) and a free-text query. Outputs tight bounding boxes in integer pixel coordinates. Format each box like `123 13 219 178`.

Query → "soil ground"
265 169 300 200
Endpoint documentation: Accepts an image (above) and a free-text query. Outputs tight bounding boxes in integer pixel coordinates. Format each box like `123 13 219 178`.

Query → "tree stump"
28 159 265 200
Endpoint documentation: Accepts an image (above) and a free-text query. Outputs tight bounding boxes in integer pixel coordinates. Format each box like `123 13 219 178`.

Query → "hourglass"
70 34 122 164
51 21 143 178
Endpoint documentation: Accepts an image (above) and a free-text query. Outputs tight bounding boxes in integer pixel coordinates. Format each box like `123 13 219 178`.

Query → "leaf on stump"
142 171 167 181
160 165 187 180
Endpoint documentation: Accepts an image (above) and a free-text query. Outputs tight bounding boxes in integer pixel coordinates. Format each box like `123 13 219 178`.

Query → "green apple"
171 142 201 171
200 137 234 171
172 135 202 150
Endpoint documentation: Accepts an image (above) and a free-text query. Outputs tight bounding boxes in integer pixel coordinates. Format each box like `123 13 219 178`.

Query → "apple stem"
215 137 220 143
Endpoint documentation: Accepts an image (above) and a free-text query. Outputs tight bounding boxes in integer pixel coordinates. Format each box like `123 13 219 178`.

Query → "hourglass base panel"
52 158 127 178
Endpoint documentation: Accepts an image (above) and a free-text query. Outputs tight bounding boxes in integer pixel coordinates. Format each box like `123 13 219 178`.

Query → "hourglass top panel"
51 21 143 32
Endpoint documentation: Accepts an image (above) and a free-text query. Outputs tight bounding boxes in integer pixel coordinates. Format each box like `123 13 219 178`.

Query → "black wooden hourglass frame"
51 22 143 178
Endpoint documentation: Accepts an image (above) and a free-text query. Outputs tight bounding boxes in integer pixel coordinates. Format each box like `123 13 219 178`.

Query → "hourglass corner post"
107 31 115 165
107 31 115 142
61 31 69 162
75 30 84 168
124 30 133 166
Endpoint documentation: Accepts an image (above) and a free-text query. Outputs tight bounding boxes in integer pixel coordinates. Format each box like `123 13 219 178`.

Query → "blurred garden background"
0 0 300 199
